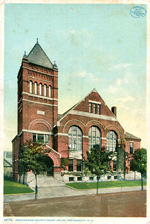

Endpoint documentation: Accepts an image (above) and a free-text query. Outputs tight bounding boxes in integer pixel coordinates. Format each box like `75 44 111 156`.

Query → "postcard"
1 0 150 224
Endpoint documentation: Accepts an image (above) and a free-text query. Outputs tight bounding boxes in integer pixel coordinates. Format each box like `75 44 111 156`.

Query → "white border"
1 1 150 224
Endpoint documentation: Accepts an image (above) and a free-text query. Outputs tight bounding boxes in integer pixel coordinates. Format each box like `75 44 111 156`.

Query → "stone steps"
27 174 65 188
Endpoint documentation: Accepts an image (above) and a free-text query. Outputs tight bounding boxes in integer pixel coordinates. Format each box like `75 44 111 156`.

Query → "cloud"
77 71 101 83
123 72 136 84
108 71 136 93
69 30 77 34
77 71 86 77
108 85 118 93
115 79 122 86
113 63 133 70
115 96 136 103
68 29 91 37
108 78 122 93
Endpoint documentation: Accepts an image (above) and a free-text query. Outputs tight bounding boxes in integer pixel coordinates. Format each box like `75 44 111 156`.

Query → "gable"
58 89 118 125
72 89 115 117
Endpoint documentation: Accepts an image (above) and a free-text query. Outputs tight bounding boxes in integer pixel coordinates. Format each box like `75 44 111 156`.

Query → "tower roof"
26 40 53 69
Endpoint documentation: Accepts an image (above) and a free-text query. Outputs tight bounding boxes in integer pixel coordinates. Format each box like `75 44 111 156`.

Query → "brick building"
12 40 141 181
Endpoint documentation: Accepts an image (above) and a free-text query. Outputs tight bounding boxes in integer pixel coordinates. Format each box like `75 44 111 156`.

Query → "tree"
18 141 51 199
130 148 147 190
61 158 69 171
86 145 110 194
18 147 29 184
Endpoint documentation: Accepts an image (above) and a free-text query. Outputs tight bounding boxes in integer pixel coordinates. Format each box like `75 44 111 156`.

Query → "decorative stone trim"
83 135 88 138
54 133 68 137
69 110 117 121
28 76 53 84
22 129 52 135
46 145 62 158
28 119 52 131
23 66 57 77
23 99 58 107
22 92 58 101
89 100 101 104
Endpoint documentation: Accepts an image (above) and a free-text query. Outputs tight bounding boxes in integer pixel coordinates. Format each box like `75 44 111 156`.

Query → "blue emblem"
130 6 147 18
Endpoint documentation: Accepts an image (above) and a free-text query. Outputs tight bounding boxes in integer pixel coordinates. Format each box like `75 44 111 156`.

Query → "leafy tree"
61 158 69 171
18 141 51 199
130 148 147 190
18 148 29 184
86 145 110 194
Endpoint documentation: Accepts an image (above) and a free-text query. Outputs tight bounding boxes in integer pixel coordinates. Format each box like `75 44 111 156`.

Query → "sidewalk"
4 185 146 202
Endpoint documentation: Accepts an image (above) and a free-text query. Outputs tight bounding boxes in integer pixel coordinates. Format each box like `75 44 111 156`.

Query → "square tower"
12 40 58 179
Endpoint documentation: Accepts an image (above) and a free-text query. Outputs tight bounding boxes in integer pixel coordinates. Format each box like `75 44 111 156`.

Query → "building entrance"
46 157 54 176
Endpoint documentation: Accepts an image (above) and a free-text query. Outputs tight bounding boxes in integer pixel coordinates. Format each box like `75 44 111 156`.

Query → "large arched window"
29 81 33 93
68 126 82 151
106 131 118 152
88 126 101 150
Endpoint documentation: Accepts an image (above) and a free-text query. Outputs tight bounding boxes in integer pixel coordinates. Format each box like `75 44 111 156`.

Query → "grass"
66 180 146 190
4 180 34 195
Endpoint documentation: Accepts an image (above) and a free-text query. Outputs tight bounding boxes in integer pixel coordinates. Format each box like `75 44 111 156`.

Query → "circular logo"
130 6 147 18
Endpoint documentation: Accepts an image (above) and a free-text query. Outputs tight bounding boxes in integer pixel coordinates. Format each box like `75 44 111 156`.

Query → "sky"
4 3 147 151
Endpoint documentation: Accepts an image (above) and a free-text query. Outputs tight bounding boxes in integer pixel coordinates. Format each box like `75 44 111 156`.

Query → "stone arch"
105 125 122 140
46 146 61 167
48 152 59 166
28 119 52 132
63 119 85 135
85 120 105 137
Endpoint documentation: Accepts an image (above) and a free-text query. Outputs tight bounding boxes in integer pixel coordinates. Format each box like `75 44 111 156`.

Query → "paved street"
4 190 146 217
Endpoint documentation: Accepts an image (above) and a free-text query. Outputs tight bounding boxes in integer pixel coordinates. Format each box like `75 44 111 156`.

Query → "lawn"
66 180 146 190
4 180 34 195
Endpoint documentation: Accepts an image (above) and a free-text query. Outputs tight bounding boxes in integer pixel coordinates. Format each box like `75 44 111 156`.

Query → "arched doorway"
45 156 54 176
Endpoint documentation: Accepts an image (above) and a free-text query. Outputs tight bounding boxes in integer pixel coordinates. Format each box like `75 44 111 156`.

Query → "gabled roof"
25 41 53 69
62 103 78 116
125 132 141 141
57 103 78 121
57 88 116 123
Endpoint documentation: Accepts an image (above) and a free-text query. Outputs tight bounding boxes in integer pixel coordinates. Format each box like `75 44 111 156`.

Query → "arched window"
88 126 101 150
29 81 33 93
35 82 37 94
107 131 118 152
68 126 82 151
49 86 51 98
39 83 42 96
44 84 47 96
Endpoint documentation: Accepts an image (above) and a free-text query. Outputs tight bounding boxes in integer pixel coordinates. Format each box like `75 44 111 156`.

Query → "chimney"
111 106 117 117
